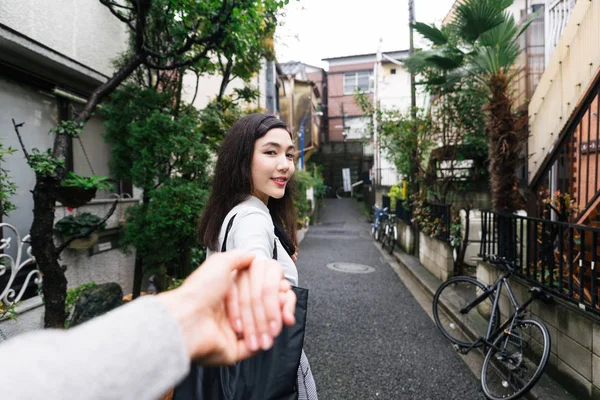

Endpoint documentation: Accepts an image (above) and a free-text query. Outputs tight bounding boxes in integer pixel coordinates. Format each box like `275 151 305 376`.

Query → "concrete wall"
528 0 600 181
419 232 454 282
0 0 128 77
478 261 600 399
180 60 267 111
396 220 415 255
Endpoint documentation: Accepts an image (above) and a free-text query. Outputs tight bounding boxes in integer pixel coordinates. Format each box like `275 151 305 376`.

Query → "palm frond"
478 15 517 47
411 22 448 46
453 0 510 43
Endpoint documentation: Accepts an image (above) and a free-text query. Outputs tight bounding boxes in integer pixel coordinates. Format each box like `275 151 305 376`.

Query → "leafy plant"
293 167 325 226
0 139 17 216
27 148 65 177
388 183 405 210
51 120 84 137
65 281 97 328
61 172 114 191
0 302 18 321
54 213 106 237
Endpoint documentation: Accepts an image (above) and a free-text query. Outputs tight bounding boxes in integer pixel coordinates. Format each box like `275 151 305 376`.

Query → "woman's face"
251 128 295 204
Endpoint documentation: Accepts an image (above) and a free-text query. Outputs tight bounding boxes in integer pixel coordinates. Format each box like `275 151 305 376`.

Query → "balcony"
545 0 577 66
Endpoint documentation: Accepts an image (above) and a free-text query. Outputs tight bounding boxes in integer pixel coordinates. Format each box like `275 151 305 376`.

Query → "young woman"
197 113 318 399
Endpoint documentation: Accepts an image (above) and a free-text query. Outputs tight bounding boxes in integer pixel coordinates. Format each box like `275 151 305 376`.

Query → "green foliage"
388 183 405 209
54 213 106 237
0 302 18 321
197 97 247 152
27 148 65 177
0 139 17 216
101 85 210 190
120 179 209 277
61 172 114 191
51 120 84 137
65 281 97 328
294 167 325 226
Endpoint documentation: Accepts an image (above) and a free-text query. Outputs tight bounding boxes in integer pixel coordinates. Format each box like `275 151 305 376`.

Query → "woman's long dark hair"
198 113 298 253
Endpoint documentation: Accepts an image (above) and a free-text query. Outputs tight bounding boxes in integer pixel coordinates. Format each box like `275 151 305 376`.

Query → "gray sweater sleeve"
0 296 189 400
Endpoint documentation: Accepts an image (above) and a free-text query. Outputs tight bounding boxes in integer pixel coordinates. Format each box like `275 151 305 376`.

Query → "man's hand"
157 251 296 366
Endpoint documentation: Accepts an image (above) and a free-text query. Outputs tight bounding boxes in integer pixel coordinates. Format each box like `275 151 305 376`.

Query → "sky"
275 0 456 70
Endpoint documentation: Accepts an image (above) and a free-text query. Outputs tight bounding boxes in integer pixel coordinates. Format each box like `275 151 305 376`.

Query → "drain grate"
326 262 375 274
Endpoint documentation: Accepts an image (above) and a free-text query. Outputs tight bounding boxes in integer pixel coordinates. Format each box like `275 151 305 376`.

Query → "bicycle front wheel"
481 318 550 400
433 276 500 347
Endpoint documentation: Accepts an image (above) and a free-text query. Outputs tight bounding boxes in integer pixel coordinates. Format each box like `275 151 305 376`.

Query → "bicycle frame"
457 269 538 355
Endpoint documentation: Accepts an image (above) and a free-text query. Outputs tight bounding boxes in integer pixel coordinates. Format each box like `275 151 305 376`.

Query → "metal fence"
396 201 412 224
480 210 600 316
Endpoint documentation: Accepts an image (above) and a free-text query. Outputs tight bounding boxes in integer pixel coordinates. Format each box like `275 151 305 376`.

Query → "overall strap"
221 213 277 260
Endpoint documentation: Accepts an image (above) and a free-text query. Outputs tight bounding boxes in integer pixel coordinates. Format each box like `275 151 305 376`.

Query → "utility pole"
373 39 382 186
408 0 418 194
408 0 420 255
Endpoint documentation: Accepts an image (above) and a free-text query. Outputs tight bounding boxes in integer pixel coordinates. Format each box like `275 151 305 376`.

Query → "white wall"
181 60 267 111
0 0 129 76
1 77 58 240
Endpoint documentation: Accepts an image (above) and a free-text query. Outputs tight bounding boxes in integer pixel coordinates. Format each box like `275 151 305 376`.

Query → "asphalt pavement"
296 198 485 400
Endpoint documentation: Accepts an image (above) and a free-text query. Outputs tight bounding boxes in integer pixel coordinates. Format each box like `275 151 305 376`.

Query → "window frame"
343 71 373 95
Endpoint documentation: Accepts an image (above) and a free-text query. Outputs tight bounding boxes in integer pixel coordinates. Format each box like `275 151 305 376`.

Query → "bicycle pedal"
453 344 466 354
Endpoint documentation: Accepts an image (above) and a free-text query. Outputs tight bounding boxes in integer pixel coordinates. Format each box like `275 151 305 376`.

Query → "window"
391 68 397 75
343 71 373 95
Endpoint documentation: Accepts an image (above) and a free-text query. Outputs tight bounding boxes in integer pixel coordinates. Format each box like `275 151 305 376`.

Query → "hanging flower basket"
56 185 97 208
66 232 99 249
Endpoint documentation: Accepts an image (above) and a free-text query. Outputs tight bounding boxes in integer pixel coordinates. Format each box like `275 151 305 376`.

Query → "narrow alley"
297 199 485 400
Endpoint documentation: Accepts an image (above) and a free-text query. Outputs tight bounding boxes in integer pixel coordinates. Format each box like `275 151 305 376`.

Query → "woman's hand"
226 258 296 352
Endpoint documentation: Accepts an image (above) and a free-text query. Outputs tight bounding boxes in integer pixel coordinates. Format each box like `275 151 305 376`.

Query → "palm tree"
404 0 536 213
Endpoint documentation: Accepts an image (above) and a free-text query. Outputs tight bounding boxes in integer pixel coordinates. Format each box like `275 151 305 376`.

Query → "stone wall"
478 261 600 399
419 233 454 282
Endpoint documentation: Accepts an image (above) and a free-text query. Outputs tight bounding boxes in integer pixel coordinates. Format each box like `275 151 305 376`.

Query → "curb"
384 244 577 400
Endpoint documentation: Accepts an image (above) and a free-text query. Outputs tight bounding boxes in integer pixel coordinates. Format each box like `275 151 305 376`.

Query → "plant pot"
66 232 99 249
56 186 97 208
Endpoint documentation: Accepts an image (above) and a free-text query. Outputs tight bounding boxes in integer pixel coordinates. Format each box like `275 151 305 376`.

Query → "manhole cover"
326 262 375 274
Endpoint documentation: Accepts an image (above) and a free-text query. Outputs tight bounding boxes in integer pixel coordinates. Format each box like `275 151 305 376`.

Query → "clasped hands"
157 250 296 366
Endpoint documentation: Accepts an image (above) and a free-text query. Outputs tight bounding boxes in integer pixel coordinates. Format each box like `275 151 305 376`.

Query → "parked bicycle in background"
382 212 397 254
371 205 389 242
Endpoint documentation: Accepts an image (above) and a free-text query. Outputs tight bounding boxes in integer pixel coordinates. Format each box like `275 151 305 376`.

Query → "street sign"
342 168 351 192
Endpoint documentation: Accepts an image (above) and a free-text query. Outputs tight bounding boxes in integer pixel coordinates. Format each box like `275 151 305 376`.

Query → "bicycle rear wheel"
481 318 550 400
387 226 396 254
433 276 500 347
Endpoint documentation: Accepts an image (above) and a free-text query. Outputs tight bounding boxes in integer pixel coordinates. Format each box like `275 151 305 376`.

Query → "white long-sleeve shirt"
0 296 188 400
206 195 299 286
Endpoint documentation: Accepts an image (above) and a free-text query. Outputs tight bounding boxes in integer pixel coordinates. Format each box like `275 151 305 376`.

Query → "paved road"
296 198 485 400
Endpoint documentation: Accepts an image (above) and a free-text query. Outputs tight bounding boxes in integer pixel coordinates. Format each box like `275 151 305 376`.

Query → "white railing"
545 0 577 66
0 224 40 308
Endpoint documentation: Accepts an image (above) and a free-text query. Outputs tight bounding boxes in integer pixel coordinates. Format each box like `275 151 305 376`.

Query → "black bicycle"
432 259 552 400
382 213 397 254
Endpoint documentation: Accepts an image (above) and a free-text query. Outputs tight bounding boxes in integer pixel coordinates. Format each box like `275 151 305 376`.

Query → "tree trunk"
30 177 67 328
181 246 192 278
487 73 523 213
132 191 150 299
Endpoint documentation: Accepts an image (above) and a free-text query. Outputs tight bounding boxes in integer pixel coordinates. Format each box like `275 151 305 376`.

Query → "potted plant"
54 212 107 249
57 172 114 208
